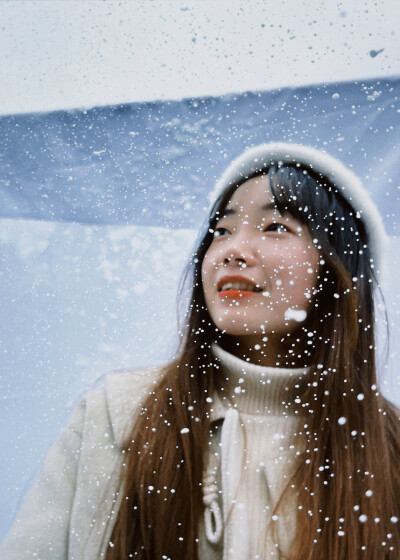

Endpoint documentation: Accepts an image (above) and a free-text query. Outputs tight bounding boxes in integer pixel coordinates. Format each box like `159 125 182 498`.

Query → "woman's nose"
221 239 258 268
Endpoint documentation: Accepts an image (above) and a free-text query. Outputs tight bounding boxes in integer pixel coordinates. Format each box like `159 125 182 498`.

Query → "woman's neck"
211 343 308 416
219 332 311 368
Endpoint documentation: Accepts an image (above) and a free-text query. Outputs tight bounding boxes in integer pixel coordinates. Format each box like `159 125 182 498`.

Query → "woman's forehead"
223 175 276 213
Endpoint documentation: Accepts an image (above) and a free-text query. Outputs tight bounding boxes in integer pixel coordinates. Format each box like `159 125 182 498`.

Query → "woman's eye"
213 227 230 237
265 223 289 234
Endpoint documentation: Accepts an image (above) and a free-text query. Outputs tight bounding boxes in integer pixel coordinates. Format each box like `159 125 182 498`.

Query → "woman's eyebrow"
261 202 277 212
221 202 277 217
219 208 236 218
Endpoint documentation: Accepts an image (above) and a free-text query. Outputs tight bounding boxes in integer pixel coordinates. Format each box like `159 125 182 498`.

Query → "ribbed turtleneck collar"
212 343 308 416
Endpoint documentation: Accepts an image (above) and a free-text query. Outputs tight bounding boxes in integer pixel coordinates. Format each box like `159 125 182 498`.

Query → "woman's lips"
216 276 264 300
218 289 259 300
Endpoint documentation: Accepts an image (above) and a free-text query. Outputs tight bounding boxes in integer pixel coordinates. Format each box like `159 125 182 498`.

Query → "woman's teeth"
220 282 261 292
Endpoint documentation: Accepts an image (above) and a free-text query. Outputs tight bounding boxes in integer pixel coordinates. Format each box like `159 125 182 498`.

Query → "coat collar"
105 367 162 448
105 367 228 448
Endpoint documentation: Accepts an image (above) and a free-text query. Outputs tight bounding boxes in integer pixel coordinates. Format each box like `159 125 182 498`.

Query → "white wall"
0 0 399 115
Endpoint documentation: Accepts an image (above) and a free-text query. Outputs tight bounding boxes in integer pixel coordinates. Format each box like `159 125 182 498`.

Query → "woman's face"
201 175 321 346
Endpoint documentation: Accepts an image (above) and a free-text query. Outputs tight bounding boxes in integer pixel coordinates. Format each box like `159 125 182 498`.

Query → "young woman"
2 143 400 560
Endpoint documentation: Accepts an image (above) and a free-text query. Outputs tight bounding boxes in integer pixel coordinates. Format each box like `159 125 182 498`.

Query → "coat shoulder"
104 366 165 447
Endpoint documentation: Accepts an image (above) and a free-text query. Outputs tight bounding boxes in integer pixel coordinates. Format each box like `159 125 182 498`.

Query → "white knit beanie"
210 142 387 276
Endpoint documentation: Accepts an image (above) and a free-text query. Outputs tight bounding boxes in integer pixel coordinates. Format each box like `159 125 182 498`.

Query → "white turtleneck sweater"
200 344 308 560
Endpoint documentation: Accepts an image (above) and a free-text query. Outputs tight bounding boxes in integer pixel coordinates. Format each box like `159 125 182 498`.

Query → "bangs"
267 164 340 232
266 164 369 278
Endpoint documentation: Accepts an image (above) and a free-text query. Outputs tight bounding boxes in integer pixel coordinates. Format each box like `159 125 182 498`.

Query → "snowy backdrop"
1 78 400 539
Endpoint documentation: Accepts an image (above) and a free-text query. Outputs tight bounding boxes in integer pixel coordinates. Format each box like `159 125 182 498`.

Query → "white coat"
0 368 161 559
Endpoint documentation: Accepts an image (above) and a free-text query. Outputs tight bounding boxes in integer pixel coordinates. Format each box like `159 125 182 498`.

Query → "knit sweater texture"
204 344 306 559
0 347 306 559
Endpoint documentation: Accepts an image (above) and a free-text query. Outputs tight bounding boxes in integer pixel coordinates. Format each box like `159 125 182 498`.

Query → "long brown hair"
106 165 400 559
